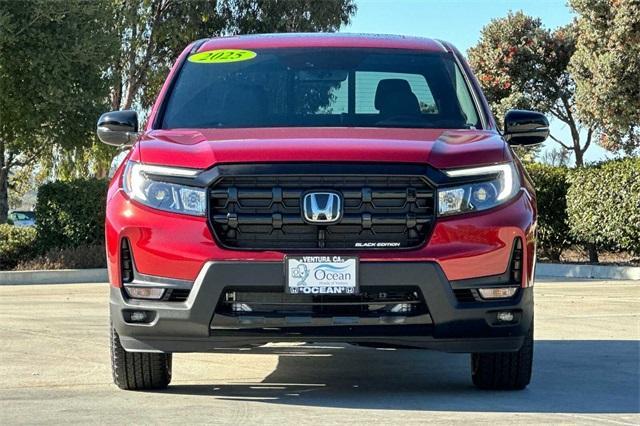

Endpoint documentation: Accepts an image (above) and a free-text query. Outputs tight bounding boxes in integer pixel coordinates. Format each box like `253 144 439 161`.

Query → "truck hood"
137 127 508 170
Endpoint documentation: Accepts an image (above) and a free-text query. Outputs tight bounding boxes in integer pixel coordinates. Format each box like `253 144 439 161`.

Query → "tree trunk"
587 244 599 263
568 118 584 167
0 142 9 223
111 67 122 110
547 248 562 263
574 147 584 167
0 171 7 224
559 95 587 167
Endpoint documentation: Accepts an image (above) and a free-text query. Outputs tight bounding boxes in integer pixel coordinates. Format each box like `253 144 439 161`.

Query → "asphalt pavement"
0 279 638 425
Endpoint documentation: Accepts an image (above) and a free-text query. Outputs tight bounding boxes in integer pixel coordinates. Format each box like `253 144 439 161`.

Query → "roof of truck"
197 33 450 53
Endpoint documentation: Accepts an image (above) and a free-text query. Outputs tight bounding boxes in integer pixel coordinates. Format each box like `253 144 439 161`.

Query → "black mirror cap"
503 109 549 145
97 110 139 146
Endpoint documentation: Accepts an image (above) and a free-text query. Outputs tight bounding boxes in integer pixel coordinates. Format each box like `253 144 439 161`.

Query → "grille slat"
166 288 191 302
212 213 431 227
208 166 436 250
453 289 479 303
120 239 133 283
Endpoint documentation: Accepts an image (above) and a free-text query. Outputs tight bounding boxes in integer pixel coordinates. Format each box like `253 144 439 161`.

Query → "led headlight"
438 162 520 216
122 161 205 216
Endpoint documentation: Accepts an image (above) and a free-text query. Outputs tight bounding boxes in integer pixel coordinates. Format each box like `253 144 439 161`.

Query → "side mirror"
97 110 139 146
503 110 549 145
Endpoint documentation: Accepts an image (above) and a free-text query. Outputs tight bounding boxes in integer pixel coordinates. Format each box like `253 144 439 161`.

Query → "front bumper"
111 261 533 353
106 187 536 286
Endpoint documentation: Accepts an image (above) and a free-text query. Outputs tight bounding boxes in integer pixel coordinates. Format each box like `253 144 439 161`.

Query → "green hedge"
526 163 572 261
35 178 108 251
15 244 106 270
567 158 640 254
0 224 38 270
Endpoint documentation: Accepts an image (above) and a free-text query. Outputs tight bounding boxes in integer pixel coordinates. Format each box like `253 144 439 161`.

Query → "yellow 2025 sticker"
188 49 257 64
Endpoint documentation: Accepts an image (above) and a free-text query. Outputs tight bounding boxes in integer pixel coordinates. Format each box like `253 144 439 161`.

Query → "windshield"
11 212 35 220
161 48 481 130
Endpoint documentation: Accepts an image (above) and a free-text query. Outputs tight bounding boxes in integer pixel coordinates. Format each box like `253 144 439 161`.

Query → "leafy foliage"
111 0 357 110
525 163 572 261
35 179 108 251
0 0 117 221
220 0 357 34
1 1 114 150
467 11 594 166
468 12 574 121
569 0 640 154
0 224 38 270
0 0 357 219
566 158 640 254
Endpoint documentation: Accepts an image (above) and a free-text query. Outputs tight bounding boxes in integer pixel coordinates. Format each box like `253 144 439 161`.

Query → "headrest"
374 79 414 110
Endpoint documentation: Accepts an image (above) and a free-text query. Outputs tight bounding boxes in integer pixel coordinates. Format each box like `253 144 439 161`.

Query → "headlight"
122 161 206 216
438 162 520 216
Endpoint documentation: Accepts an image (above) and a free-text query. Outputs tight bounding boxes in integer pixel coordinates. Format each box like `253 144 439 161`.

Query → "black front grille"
208 166 436 250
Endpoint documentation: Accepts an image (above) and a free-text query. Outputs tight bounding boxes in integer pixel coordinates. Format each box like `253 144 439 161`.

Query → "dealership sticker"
188 49 257 64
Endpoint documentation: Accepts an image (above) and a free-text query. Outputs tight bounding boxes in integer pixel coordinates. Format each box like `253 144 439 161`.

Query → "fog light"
123 309 155 324
478 287 518 299
496 311 515 323
125 287 165 300
130 311 148 322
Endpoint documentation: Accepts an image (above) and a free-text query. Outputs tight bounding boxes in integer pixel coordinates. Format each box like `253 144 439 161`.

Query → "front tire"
471 326 533 390
110 326 172 390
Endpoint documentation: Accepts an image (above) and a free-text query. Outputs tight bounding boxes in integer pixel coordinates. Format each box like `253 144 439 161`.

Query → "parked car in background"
97 33 548 392
8 210 36 227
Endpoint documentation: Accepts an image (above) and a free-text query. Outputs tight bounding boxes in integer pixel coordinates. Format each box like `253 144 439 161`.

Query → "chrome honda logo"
303 192 342 223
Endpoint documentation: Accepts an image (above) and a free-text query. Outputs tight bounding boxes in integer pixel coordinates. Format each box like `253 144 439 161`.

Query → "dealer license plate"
286 256 358 295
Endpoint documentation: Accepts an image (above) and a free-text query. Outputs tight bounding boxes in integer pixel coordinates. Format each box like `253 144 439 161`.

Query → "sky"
341 0 612 164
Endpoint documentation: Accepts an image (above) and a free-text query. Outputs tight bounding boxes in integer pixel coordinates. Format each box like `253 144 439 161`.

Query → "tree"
0 0 117 223
569 0 640 154
85 0 356 176
467 11 595 166
0 0 357 220
110 0 357 111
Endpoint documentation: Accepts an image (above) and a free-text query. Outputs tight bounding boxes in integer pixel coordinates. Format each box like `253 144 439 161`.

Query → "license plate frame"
285 255 359 295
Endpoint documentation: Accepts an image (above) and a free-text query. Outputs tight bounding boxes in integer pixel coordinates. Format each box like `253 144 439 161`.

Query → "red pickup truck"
97 33 548 391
